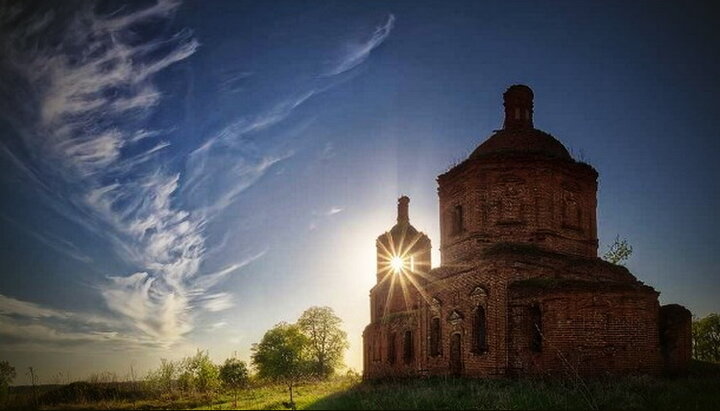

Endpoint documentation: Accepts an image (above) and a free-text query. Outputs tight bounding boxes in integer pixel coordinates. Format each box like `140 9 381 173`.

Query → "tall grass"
4 361 719 410
306 369 720 410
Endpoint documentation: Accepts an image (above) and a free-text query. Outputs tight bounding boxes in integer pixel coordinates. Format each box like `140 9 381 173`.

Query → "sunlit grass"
19 361 720 410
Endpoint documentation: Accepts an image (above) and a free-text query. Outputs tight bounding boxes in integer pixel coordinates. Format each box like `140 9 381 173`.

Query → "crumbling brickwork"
363 85 692 379
659 304 692 374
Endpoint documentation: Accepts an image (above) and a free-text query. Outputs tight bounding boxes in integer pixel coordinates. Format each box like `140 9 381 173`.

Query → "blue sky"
0 0 718 383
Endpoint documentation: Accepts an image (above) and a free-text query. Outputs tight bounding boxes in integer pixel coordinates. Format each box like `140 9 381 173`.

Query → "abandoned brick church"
362 85 692 378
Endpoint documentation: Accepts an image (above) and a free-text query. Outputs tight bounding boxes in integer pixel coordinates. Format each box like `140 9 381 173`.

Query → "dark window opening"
530 305 542 353
403 330 414 364
388 332 396 364
451 205 464 236
473 305 487 353
430 317 441 357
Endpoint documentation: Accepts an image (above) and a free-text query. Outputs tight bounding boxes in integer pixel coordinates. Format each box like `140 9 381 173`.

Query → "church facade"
362 85 692 378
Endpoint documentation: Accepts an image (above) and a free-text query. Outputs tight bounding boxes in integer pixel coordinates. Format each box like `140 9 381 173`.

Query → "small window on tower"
451 205 464 236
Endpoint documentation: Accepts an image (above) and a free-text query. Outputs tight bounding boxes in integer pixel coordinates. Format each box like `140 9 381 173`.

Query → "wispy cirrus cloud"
0 213 93 264
0 0 257 348
0 294 71 320
308 207 345 231
0 2 396 352
325 14 395 76
0 294 150 352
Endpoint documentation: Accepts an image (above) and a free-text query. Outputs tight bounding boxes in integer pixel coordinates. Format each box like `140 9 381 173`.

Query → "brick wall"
438 155 598 265
508 286 663 375
659 304 692 374
363 246 685 378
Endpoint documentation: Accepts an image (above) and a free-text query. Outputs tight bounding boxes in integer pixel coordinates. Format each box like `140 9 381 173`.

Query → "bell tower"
369 196 432 322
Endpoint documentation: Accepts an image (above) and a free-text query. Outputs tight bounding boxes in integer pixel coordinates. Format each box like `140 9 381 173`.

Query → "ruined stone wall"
364 250 675 379
659 304 692 374
508 286 664 376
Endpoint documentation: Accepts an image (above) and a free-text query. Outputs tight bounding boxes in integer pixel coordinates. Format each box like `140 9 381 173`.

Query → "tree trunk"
288 383 296 410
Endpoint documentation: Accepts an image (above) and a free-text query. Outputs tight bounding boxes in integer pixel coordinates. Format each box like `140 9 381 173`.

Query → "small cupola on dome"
469 85 572 160
503 84 534 130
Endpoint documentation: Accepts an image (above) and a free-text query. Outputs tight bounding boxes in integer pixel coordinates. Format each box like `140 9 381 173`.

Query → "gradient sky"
0 0 718 384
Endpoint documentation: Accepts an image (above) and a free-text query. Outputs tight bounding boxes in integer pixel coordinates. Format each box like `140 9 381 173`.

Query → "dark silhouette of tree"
0 361 15 405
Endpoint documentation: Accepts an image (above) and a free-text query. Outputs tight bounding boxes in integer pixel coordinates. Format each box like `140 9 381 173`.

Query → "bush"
146 358 178 395
39 381 148 405
145 350 220 397
693 313 720 363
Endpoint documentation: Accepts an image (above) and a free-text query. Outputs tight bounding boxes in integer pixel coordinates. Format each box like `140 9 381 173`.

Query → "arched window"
430 317 441 357
473 305 487 353
451 205 464 236
403 330 414 364
388 332 396 364
530 305 542 353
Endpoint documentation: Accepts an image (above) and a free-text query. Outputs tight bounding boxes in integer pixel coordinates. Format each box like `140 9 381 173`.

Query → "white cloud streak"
325 14 395 76
0 3 396 352
0 0 259 348
0 294 71 320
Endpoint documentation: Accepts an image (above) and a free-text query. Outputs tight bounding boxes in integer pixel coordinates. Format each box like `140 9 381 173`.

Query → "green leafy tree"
0 361 16 404
297 306 349 377
693 313 720 363
219 357 249 407
602 235 633 265
252 322 311 409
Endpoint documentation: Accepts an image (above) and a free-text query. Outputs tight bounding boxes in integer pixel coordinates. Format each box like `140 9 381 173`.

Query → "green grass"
305 374 720 410
8 361 720 410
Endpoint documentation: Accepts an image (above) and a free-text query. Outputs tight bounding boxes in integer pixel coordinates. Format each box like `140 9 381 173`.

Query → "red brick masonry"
363 85 691 378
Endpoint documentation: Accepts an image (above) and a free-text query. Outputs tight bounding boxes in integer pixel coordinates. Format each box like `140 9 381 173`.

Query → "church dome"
470 128 571 160
469 85 572 160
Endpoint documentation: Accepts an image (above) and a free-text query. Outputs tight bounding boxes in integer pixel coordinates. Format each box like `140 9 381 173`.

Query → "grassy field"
6 361 720 410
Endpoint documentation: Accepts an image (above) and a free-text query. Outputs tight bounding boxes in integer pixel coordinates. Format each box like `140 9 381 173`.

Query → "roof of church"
469 128 571 160
469 84 572 161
